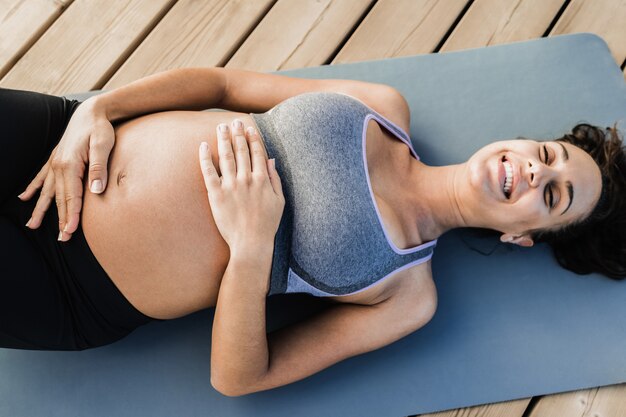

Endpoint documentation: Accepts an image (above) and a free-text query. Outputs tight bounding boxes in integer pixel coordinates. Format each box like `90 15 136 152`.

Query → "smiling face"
461 138 603 245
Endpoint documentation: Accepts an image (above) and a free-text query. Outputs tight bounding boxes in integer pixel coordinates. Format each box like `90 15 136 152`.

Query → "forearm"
210 243 274 396
91 67 227 122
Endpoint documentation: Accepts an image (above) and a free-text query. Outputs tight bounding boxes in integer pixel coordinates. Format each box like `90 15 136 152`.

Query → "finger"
88 132 114 194
19 146 57 201
246 127 268 177
55 172 67 241
28 170 55 229
232 119 251 180
63 161 85 236
199 142 221 192
267 159 284 196
216 123 236 181
18 163 49 201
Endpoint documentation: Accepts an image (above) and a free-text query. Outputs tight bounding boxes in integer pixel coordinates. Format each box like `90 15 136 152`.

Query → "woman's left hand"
199 120 284 252
18 97 115 241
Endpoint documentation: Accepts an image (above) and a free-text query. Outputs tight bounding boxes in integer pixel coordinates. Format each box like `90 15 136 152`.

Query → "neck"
401 159 472 242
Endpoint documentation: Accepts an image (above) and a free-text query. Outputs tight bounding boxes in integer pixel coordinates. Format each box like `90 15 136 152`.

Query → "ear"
500 233 534 247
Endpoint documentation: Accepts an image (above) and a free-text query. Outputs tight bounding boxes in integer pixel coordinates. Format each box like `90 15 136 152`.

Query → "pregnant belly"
80 110 263 320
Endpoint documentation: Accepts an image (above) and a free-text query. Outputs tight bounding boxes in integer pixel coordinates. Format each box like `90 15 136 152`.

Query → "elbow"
211 370 267 397
211 375 249 397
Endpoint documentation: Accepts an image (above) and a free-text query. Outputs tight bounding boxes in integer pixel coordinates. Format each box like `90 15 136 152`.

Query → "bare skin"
19 67 600 395
18 69 439 394
80 109 429 320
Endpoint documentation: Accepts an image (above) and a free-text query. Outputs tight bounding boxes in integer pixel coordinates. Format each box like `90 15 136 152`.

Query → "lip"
498 156 506 198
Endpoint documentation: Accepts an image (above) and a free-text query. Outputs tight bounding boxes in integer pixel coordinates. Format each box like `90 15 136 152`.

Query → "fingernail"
58 231 63 241
219 124 228 132
17 192 24 199
246 127 255 135
91 179 103 193
63 223 69 233
200 142 208 153
25 218 32 228
233 119 243 129
271 159 276 170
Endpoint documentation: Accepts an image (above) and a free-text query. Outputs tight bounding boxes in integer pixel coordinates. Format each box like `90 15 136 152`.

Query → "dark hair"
529 123 626 280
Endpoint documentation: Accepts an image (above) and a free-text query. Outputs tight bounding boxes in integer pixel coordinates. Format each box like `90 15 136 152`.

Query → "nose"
526 158 556 188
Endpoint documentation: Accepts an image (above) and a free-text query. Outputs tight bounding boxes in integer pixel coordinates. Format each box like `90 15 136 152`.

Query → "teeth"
503 160 513 195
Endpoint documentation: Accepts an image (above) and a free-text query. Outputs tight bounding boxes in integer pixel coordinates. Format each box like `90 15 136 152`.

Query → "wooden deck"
1 1 625 415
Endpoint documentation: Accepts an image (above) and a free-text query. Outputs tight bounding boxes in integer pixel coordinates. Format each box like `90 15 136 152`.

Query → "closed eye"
542 145 555 208
547 186 554 208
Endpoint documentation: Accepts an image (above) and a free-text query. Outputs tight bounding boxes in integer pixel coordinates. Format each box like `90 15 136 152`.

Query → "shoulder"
330 82 411 133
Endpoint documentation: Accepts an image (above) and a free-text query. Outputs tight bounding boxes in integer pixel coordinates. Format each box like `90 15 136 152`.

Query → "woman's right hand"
199 120 284 252
18 96 115 242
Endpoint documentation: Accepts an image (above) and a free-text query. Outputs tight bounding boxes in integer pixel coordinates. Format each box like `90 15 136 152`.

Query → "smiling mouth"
502 155 513 198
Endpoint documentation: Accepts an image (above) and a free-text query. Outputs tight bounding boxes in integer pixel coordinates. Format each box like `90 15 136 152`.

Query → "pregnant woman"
2 68 625 396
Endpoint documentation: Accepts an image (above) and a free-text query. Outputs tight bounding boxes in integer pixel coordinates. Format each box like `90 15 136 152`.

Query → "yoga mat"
1 33 625 417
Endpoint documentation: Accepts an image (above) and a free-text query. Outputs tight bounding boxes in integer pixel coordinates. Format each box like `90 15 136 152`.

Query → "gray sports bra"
250 92 437 297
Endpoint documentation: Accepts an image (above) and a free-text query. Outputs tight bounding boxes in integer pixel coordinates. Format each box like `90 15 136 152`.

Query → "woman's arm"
93 68 227 122
210 244 273 395
93 67 410 130
211 251 438 397
21 67 408 240
202 121 436 397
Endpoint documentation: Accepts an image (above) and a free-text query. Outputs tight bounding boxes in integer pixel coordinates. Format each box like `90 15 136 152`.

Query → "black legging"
0 88 154 351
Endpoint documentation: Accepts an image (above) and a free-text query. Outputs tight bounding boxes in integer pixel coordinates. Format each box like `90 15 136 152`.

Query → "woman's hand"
199 120 284 252
18 96 115 241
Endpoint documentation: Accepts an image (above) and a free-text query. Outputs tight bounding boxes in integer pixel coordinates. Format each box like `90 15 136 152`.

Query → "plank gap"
324 0 379 65
541 0 572 37
218 0 279 68
521 396 542 417
0 0 75 79
432 0 476 53
94 0 180 89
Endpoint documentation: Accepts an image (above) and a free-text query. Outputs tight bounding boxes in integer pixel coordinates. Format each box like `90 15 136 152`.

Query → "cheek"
515 197 545 225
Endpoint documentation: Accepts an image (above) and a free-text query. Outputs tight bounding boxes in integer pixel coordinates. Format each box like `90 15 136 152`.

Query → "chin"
467 153 491 192
467 147 505 203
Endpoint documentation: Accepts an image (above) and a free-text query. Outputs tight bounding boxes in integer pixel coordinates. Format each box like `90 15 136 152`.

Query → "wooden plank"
332 0 469 64
0 0 175 94
549 0 626 65
0 0 73 79
416 398 530 417
440 0 563 52
226 0 373 71
528 383 626 417
105 0 274 89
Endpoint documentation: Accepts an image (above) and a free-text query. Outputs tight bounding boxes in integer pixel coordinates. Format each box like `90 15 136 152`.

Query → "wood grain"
415 398 531 417
550 0 626 64
226 0 373 71
105 0 274 89
0 0 175 93
0 0 73 78
440 0 563 52
528 383 626 417
332 0 469 64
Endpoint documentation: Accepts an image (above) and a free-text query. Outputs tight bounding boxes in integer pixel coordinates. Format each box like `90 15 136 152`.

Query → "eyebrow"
555 142 573 215
557 141 569 161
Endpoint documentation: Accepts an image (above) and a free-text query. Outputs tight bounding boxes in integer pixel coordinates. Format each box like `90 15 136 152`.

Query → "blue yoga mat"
1 33 625 417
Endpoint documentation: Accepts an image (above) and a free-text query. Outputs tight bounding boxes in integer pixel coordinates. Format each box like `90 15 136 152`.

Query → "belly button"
116 171 127 186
